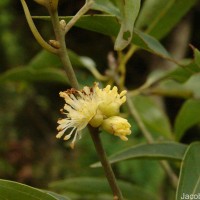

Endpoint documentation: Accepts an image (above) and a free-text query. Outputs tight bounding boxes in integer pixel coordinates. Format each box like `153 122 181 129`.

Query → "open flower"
57 83 131 148
57 86 99 148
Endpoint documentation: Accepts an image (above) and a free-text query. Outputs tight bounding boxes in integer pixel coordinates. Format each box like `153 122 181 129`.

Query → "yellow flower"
101 116 131 141
94 83 127 117
57 86 99 148
57 83 130 148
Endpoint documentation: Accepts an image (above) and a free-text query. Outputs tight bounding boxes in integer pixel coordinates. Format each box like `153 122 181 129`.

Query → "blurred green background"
0 1 200 199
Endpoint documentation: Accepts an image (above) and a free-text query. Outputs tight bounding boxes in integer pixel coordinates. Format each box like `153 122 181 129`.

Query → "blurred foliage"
0 0 200 200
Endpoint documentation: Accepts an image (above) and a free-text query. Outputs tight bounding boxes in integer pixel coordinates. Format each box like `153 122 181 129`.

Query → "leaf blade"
91 142 187 167
0 67 68 84
176 142 200 200
136 0 198 39
175 99 200 141
0 179 57 200
132 95 172 138
114 0 141 50
50 177 158 200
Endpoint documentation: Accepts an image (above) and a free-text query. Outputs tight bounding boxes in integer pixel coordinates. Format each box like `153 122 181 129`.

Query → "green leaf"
168 61 200 83
35 15 172 58
29 49 89 69
0 48 101 85
132 95 172 138
149 79 194 99
136 0 197 39
92 0 120 17
55 15 171 59
91 142 187 167
0 179 57 200
0 67 68 84
50 177 158 200
114 0 141 50
143 49 200 85
133 29 171 59
176 142 200 200
175 99 200 141
184 73 200 99
168 47 200 83
29 50 61 69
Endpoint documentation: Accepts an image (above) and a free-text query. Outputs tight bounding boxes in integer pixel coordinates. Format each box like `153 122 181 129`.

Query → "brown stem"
49 9 79 89
89 126 124 200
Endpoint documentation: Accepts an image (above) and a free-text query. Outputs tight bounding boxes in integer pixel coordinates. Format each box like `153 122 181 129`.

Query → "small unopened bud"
60 20 66 30
101 116 131 141
49 40 60 49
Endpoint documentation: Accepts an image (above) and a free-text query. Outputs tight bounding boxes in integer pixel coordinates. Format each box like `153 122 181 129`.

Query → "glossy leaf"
44 15 172 59
91 142 187 167
114 0 141 50
133 29 171 59
0 179 57 200
175 99 200 141
50 177 158 200
136 0 197 39
176 142 200 200
132 95 172 138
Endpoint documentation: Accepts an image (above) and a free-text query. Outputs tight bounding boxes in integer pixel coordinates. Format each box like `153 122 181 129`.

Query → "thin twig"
64 0 94 34
49 9 79 89
20 0 58 54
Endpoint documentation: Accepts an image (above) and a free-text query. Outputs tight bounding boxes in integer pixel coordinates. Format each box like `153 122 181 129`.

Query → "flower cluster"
57 83 131 148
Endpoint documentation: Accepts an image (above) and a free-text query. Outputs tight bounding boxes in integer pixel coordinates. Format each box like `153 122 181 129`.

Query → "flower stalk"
89 126 124 200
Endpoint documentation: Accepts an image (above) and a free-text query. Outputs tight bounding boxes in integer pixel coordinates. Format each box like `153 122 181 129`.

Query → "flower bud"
101 116 131 141
49 40 60 49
